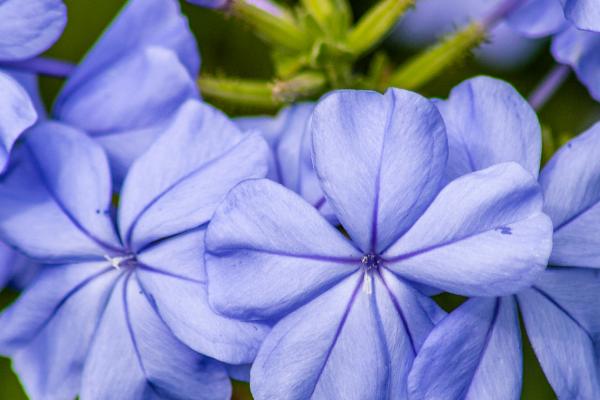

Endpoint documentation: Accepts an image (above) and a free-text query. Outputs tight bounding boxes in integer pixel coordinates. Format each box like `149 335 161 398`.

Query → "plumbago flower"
408 76 600 399
0 99 271 399
205 88 553 398
52 0 200 181
235 103 333 218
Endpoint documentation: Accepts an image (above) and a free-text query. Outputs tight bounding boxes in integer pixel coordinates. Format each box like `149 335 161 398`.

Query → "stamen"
362 272 373 295
104 254 135 270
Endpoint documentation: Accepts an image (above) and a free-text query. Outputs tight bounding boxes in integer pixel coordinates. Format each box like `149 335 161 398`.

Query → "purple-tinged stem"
528 64 571 111
481 0 524 29
1 56 76 78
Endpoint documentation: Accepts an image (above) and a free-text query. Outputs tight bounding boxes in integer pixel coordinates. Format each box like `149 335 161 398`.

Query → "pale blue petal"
385 163 552 296
0 122 121 261
437 76 541 181
312 88 447 253
0 262 118 400
119 100 270 251
81 274 231 400
0 71 37 173
0 0 66 61
552 27 600 101
409 297 521 400
507 0 567 37
55 47 198 135
206 179 362 321
57 0 198 100
251 271 439 399
540 122 600 267
136 228 269 364
519 268 600 399
560 0 600 31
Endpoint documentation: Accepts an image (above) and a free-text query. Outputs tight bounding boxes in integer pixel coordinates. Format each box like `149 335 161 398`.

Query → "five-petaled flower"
205 88 553 399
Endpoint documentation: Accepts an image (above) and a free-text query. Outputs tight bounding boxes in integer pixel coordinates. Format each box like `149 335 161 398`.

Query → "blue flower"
408 76 600 399
0 99 271 399
235 103 334 219
187 0 286 16
52 0 200 181
205 88 553 398
0 0 66 62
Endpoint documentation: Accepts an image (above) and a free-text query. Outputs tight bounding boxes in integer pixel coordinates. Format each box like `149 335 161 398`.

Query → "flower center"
104 254 137 270
361 253 382 295
361 253 382 272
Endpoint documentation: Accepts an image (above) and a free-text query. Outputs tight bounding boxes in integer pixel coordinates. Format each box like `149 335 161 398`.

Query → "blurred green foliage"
2 0 598 398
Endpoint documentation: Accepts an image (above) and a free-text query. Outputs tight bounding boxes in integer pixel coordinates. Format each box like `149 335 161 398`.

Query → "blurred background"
1 0 599 398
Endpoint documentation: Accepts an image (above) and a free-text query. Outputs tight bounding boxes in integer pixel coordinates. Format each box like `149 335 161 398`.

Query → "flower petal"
56 0 198 100
540 123 600 267
0 122 121 261
251 271 438 399
552 27 600 102
437 76 541 180
81 274 231 400
560 0 600 31
0 262 117 400
0 72 37 173
119 100 270 251
385 163 552 296
136 228 269 364
519 268 600 399
55 47 198 135
506 0 566 38
0 0 66 61
206 179 362 321
408 297 522 400
311 88 447 253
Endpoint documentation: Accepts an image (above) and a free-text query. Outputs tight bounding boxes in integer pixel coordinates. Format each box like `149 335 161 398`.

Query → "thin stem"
528 64 571 111
346 0 415 57
1 56 76 78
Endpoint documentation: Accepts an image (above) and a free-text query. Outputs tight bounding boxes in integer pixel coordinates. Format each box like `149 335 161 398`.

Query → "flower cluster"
1 0 600 399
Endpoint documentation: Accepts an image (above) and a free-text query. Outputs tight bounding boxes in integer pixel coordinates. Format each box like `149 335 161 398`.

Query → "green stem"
347 0 415 57
199 72 327 109
387 22 485 90
199 76 279 108
301 0 352 39
231 0 309 51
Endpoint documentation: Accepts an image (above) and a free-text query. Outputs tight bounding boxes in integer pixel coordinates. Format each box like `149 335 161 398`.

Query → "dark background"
1 0 599 398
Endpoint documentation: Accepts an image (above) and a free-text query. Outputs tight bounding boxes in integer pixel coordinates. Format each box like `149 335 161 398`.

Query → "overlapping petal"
55 47 198 135
552 27 600 102
119 100 270 250
385 163 552 296
519 268 600 398
0 0 66 61
56 0 198 102
0 72 37 173
136 228 269 364
408 297 521 400
80 274 231 400
560 0 600 31
437 76 541 180
540 122 600 267
0 123 121 261
311 88 447 253
0 262 117 400
206 179 361 321
251 271 442 399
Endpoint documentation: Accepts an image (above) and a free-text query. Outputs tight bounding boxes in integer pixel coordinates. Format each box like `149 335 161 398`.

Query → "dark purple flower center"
361 253 382 272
